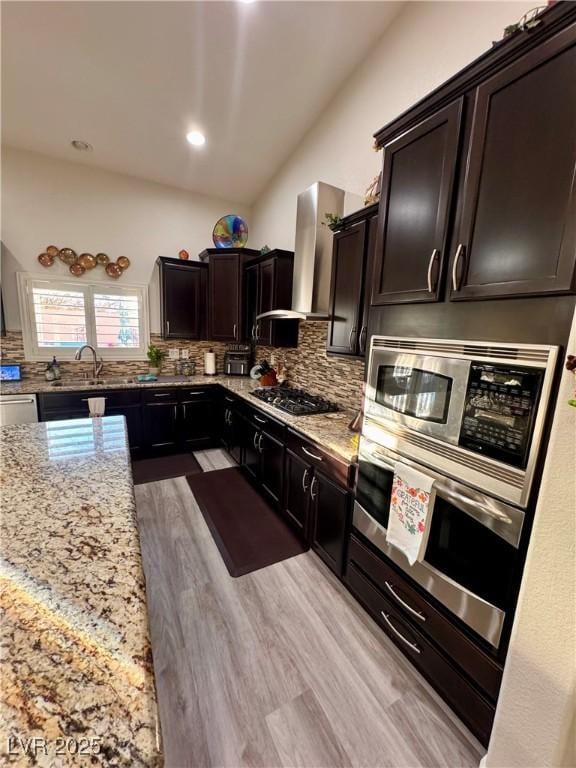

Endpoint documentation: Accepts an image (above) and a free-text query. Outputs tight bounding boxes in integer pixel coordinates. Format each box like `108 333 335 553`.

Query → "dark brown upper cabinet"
199 248 258 342
450 26 576 300
372 100 462 306
327 204 378 356
244 250 299 348
157 257 207 340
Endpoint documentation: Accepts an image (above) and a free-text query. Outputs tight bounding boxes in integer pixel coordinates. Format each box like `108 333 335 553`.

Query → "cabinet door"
208 254 241 341
244 263 259 343
372 100 462 305
239 414 260 481
451 32 576 300
310 470 350 576
142 400 179 450
256 259 275 345
283 449 311 539
358 213 378 356
161 262 206 339
179 392 215 448
259 429 284 507
107 405 143 451
327 222 366 355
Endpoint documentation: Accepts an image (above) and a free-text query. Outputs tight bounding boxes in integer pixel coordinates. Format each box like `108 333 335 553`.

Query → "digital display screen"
0 364 22 381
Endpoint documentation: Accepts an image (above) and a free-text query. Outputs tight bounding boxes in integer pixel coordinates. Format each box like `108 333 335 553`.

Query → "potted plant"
323 212 343 232
147 343 164 375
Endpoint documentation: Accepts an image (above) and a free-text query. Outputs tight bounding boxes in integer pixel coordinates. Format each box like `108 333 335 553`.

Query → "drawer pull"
310 475 318 500
153 393 171 398
186 391 205 396
253 431 259 449
385 581 426 621
380 612 421 654
258 433 264 453
81 397 107 402
254 415 266 424
302 446 322 461
302 468 310 493
225 396 234 403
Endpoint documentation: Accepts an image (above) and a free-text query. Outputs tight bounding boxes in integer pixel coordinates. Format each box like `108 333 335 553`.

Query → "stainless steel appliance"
354 435 523 648
224 344 251 376
355 335 560 648
364 336 559 507
252 386 339 415
0 393 38 426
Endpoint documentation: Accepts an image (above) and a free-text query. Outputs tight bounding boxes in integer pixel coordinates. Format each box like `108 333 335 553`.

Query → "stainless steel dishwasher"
0 393 38 426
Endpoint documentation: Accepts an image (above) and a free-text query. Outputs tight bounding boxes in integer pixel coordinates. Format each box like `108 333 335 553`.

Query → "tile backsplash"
1 322 366 409
256 321 365 410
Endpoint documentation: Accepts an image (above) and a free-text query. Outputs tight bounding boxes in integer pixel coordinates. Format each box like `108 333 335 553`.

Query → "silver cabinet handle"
166 320 170 335
224 396 234 403
302 468 310 493
251 323 256 342
310 476 318 500
224 408 230 425
253 431 259 449
359 325 368 354
427 248 439 293
452 243 465 291
380 612 421 654
0 398 36 405
302 446 322 461
233 323 237 339
81 397 107 402
255 322 261 343
154 392 171 397
254 415 266 424
349 327 357 352
182 402 187 420
258 433 264 453
173 404 178 421
384 581 426 621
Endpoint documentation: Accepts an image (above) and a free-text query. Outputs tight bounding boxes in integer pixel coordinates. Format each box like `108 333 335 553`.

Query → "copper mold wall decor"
36 246 131 279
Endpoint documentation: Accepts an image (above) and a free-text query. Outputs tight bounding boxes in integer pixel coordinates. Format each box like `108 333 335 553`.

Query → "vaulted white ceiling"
1 1 402 204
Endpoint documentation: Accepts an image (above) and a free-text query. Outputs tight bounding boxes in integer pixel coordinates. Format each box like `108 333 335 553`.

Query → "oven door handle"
370 447 514 527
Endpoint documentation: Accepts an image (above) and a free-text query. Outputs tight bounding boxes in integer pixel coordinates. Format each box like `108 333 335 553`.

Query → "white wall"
0 146 251 332
250 0 535 249
483 307 576 768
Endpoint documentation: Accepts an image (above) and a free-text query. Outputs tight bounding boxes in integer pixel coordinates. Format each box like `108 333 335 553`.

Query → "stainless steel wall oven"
354 336 559 648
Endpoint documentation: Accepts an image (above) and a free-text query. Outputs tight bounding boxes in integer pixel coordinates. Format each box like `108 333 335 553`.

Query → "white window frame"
17 272 151 361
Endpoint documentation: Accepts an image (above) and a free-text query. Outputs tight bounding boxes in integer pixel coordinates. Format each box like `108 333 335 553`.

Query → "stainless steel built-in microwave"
364 336 559 508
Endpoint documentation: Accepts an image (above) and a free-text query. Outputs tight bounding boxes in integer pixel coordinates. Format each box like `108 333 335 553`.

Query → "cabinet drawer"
244 404 286 439
178 387 215 402
347 536 502 700
286 429 352 488
345 562 495 746
38 391 87 414
143 388 180 403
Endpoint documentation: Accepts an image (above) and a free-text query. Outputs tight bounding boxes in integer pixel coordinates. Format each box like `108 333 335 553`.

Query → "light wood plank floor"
135 455 484 768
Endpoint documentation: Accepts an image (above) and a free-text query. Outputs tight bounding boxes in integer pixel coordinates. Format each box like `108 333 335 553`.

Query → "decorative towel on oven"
87 397 106 417
386 461 436 566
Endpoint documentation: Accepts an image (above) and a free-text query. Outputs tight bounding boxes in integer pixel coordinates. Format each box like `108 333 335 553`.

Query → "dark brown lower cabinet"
107 405 143 451
142 394 180 450
345 534 500 746
221 396 242 464
179 389 216 448
310 471 349 575
284 449 311 538
239 413 260 481
260 430 284 507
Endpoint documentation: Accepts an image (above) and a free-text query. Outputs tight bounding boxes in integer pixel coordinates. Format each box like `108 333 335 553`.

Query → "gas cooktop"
251 386 340 416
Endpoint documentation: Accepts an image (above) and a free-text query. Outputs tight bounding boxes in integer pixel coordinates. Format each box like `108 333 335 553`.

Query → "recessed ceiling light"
186 130 206 147
239 0 256 4
71 139 93 152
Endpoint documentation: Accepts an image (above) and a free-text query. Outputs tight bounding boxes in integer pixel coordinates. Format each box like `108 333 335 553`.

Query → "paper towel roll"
204 350 216 376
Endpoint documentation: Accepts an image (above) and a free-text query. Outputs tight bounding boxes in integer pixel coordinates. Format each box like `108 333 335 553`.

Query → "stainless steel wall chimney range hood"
257 182 346 321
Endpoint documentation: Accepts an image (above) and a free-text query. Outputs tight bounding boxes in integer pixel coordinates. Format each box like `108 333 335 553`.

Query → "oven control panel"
458 363 544 469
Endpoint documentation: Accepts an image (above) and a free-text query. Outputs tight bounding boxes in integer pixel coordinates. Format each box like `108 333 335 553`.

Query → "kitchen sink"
51 377 136 387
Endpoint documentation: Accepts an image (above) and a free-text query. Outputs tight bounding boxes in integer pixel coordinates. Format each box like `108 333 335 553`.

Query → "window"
18 274 150 360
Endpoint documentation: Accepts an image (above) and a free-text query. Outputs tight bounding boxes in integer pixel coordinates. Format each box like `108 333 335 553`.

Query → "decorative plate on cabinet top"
212 214 248 249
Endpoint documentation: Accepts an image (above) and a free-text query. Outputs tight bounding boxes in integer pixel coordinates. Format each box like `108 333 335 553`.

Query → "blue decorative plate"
212 214 248 249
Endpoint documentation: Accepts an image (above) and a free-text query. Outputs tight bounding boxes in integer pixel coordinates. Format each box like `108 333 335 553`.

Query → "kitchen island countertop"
0 416 161 766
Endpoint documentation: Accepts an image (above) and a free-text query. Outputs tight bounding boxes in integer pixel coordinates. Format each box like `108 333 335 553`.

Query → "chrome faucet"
74 344 104 380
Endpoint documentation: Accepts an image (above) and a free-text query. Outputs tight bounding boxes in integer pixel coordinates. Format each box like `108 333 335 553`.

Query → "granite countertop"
0 416 162 766
1 376 360 463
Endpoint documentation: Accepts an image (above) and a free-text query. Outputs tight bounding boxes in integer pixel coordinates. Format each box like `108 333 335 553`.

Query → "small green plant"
147 344 164 368
323 213 343 232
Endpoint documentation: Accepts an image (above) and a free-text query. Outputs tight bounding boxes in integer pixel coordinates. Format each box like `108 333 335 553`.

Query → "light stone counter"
0 416 161 766
2 376 360 463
